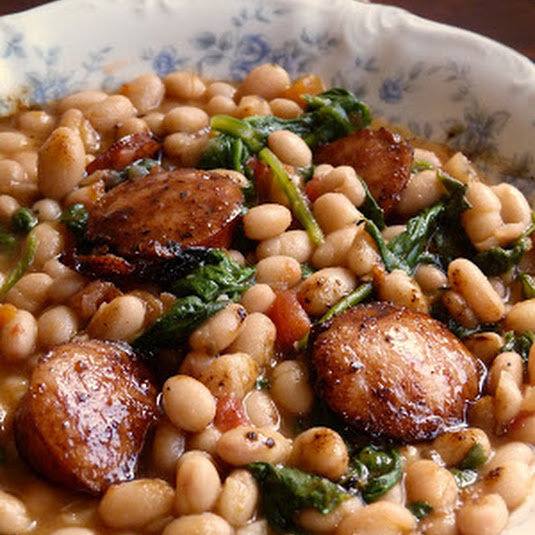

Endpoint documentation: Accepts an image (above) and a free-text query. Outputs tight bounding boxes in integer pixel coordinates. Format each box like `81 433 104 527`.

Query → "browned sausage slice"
85 131 161 174
314 127 413 217
309 302 480 442
14 339 158 495
86 169 243 258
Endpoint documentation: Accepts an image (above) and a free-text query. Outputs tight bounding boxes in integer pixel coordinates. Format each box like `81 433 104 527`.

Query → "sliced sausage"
85 131 161 174
14 339 158 495
309 302 481 442
86 168 243 258
314 127 413 217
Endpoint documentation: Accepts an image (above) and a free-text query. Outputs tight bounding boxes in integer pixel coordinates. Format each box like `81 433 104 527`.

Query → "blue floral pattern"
0 0 533 190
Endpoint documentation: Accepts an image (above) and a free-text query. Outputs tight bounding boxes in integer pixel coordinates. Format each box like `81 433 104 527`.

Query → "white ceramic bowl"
1 0 534 533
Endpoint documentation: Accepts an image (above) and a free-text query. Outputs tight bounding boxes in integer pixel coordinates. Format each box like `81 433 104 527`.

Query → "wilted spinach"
247 462 349 534
134 250 254 351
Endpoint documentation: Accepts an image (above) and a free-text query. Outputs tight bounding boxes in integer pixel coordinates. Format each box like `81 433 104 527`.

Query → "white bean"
376 269 428 313
405 460 458 512
486 351 523 394
98 479 174 530
5 272 53 314
175 451 222 515
270 359 314 416
38 126 86 199
313 192 363 234
227 312 276 367
505 298 535 333
85 95 137 134
448 258 504 322
238 63 291 100
162 375 216 432
493 371 523 431
255 255 302 290
297 267 357 316
243 204 292 241
432 428 491 467
163 71 206 100
216 469 259 526
481 460 532 510
268 130 312 167
87 295 145 343
456 494 508 535
162 513 232 535
337 501 416 535
312 225 359 268
199 352 258 400
396 169 445 217
189 303 246 355
37 305 79 349
216 425 291 466
291 427 349 480
120 73 165 114
0 490 32 534
256 230 314 263
151 419 186 478
0 308 37 362
240 284 276 314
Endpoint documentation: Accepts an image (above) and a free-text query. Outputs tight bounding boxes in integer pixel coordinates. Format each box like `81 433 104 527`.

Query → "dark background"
1 0 534 62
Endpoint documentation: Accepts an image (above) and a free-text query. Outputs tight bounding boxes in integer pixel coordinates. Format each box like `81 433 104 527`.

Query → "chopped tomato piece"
268 290 311 348
304 175 324 203
282 74 326 108
214 394 249 432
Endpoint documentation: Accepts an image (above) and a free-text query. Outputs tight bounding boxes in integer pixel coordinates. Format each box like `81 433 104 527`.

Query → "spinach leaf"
519 273 535 299
408 501 433 520
199 88 369 171
318 282 373 323
11 207 38 233
61 203 89 240
357 176 385 230
450 468 478 489
247 462 349 534
134 250 254 352
259 148 324 246
473 234 532 276
339 445 402 503
0 224 17 253
171 249 255 300
366 173 473 275
459 443 488 470
501 330 535 361
0 234 38 299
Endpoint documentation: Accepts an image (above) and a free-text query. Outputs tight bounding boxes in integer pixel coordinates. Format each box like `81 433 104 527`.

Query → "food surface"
0 60 534 535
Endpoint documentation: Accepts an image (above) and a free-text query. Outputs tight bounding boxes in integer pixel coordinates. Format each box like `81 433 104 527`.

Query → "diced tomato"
282 74 326 108
304 175 324 203
214 394 249 432
0 304 17 330
268 290 311 348
247 157 273 201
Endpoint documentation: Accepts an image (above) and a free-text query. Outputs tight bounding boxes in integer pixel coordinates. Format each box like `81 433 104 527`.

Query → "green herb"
247 462 349 534
171 249 255 300
408 501 433 520
0 234 38 299
357 176 385 230
411 160 435 174
11 207 38 233
0 224 17 253
61 203 89 239
259 147 324 246
301 263 316 279
450 468 478 489
366 173 472 275
473 236 532 276
519 273 535 299
501 330 535 361
340 445 402 503
119 157 159 181
319 282 373 323
134 250 254 352
255 377 270 390
459 443 488 470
